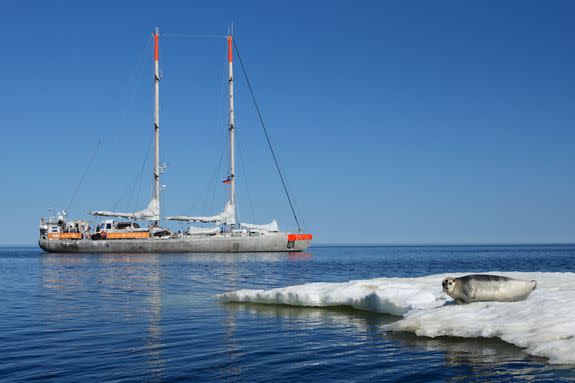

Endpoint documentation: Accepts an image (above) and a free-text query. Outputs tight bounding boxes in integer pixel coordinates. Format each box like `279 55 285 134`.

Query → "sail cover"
91 198 160 221
167 201 236 225
241 220 279 232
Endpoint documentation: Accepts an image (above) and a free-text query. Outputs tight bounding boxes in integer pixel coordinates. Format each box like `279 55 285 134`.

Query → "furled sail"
187 226 220 235
241 220 279 232
90 197 160 221
167 201 236 225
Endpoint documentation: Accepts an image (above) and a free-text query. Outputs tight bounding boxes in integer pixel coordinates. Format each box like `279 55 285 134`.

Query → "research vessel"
38 27 312 253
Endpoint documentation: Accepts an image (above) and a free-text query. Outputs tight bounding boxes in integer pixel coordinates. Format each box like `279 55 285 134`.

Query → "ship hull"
38 233 311 253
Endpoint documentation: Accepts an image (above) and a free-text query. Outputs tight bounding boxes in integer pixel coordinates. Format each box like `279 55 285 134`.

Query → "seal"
442 274 537 304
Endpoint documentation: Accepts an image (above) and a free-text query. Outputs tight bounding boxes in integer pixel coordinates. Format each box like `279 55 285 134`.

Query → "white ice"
219 272 575 365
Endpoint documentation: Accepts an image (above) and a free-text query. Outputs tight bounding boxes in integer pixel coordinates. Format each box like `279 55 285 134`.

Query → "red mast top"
227 35 232 63
154 32 159 61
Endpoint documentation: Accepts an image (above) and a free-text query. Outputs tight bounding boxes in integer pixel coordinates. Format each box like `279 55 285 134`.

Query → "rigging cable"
64 39 152 216
65 139 102 215
111 37 155 212
162 33 225 39
111 131 154 212
232 39 302 232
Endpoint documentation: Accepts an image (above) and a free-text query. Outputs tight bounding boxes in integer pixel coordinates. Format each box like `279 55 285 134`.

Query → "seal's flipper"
463 285 477 300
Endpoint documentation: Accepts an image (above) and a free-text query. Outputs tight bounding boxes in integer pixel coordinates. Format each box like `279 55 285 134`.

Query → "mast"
228 34 236 224
153 26 161 224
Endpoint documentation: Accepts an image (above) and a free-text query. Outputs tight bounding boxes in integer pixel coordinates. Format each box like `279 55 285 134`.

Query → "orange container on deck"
106 231 150 240
48 233 83 240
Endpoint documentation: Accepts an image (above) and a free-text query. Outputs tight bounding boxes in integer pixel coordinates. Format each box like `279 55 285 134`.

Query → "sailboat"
38 27 312 253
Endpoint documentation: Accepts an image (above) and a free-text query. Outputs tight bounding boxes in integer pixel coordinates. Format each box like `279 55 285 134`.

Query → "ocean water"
1 245 574 382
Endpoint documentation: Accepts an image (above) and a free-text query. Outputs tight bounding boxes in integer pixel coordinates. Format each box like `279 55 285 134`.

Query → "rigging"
65 139 101 215
232 39 303 232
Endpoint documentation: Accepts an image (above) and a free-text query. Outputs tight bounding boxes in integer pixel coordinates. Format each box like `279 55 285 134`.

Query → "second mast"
153 26 161 223
228 34 236 223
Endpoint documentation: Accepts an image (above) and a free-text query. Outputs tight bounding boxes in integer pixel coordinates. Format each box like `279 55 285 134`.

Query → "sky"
1 0 574 245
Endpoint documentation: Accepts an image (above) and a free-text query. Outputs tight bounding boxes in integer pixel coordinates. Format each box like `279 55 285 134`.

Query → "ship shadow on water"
220 301 575 381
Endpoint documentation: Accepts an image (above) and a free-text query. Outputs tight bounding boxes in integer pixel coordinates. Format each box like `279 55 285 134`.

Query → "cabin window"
106 223 112 230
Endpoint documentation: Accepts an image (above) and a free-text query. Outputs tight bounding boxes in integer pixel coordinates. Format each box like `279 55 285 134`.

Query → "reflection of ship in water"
220 302 242 380
40 254 165 380
287 252 313 260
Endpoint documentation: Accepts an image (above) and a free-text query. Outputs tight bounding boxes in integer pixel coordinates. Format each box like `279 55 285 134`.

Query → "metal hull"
39 233 310 253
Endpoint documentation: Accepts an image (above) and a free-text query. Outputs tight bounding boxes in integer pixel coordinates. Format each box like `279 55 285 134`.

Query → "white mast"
90 27 161 222
153 26 161 225
228 34 236 226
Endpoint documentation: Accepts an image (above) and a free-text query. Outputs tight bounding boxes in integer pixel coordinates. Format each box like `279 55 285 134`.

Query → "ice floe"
219 272 575 364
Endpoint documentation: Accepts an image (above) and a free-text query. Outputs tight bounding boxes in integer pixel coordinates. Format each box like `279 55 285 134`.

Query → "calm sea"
1 245 574 382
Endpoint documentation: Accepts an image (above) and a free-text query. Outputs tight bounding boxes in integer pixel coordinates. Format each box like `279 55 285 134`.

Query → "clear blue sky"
2 1 574 244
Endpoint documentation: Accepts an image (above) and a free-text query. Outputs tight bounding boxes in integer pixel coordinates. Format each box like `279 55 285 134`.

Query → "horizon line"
311 242 575 247
3 242 574 248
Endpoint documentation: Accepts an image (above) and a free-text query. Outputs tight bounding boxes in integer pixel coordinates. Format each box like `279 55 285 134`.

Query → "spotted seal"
442 274 537 304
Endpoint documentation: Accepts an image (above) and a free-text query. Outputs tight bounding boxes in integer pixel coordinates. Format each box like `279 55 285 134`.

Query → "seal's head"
442 277 457 295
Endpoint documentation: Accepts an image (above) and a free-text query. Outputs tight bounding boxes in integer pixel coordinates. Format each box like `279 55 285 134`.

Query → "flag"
222 176 231 184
